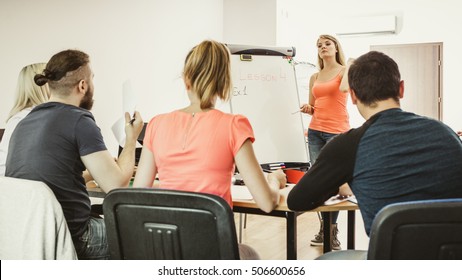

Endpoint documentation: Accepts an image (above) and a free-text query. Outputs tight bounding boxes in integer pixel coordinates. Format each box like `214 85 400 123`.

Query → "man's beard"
79 87 94 110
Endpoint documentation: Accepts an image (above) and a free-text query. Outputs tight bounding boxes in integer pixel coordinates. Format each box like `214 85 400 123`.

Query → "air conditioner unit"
336 15 397 36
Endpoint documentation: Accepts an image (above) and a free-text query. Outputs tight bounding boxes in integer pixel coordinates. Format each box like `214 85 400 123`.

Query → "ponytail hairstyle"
34 49 90 96
7 63 49 121
183 40 232 109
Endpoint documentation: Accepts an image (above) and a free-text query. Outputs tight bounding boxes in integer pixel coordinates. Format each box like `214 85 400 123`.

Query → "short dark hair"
348 51 401 106
34 49 90 95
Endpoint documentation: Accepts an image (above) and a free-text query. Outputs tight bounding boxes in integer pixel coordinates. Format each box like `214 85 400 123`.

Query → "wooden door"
370 43 442 120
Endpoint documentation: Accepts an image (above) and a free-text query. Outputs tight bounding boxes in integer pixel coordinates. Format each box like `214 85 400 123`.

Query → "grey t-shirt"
6 102 107 239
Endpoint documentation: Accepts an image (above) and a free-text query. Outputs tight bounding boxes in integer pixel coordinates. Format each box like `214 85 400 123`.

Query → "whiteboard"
228 54 309 164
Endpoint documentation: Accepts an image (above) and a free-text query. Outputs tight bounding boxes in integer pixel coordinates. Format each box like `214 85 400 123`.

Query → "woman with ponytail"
133 40 287 259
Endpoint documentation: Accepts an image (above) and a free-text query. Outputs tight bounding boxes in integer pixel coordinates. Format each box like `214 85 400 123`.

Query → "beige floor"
234 210 370 260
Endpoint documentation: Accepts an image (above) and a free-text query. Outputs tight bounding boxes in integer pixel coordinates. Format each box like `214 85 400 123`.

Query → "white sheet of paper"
324 195 356 206
122 80 137 117
111 117 142 148
231 185 254 200
111 116 127 147
112 80 141 148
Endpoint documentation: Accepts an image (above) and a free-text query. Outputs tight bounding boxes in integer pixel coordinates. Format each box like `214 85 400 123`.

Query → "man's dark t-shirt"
6 102 107 239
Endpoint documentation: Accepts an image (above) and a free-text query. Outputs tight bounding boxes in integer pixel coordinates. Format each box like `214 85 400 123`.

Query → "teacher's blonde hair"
183 40 232 109
317 34 346 70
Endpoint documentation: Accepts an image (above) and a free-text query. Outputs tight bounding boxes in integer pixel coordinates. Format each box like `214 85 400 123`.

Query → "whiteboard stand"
225 44 310 166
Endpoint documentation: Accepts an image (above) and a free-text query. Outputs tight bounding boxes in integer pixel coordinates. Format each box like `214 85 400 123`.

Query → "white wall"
1 0 461 154
0 0 223 154
224 0 277 45
276 0 462 130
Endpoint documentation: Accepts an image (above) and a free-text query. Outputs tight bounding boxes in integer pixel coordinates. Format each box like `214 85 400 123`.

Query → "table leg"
347 210 356 249
238 213 243 243
286 211 297 260
322 212 332 253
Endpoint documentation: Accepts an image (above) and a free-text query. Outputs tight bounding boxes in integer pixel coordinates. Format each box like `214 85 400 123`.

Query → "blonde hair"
317 34 346 69
7 63 49 121
183 40 232 109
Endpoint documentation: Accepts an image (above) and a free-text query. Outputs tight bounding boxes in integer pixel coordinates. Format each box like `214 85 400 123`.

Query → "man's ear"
78 80 87 94
350 89 358 105
399 80 404 99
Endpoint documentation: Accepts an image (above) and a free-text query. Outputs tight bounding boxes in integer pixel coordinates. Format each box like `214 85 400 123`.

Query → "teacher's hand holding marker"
300 103 315 115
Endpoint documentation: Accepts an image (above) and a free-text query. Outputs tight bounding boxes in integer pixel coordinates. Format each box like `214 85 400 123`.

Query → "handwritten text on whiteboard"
239 68 287 82
233 86 247 96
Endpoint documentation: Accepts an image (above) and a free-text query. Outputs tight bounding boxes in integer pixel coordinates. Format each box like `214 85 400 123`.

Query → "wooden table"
233 193 358 259
87 184 359 260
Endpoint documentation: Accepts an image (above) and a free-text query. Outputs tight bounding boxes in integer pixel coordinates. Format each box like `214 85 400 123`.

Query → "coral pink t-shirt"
309 74 350 134
143 109 255 207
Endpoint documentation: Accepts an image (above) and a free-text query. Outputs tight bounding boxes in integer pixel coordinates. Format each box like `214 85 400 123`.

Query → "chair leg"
244 213 247 229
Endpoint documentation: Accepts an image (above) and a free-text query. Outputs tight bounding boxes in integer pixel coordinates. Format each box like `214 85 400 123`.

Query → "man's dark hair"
34 50 90 95
348 51 401 106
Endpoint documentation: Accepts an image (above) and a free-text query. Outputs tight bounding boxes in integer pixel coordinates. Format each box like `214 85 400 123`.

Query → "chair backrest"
0 177 77 260
367 198 462 260
103 188 240 260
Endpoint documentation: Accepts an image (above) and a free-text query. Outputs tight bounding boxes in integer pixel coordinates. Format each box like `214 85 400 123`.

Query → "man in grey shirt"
6 49 144 259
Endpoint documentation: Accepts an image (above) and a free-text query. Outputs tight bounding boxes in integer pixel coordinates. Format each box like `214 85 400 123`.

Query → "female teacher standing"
300 34 350 250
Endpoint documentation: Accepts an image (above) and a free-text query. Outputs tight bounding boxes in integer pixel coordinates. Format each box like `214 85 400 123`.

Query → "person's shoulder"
72 107 96 121
156 110 179 120
331 128 361 143
214 111 252 129
331 121 374 146
230 113 250 123
8 107 32 122
206 109 240 120
33 102 95 121
146 111 178 126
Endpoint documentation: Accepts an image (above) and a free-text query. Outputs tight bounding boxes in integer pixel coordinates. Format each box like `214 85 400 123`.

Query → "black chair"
103 188 240 260
317 198 462 260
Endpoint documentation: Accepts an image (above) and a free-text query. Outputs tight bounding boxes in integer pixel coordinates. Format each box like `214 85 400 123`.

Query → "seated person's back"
142 110 252 206
134 40 286 213
6 49 144 260
349 107 462 233
6 102 103 238
133 40 287 260
287 51 462 235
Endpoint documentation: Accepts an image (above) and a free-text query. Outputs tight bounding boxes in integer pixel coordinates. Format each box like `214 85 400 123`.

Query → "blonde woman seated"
0 63 49 176
133 40 286 259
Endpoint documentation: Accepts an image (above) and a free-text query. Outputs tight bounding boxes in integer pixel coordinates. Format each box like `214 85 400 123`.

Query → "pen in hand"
129 113 136 125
